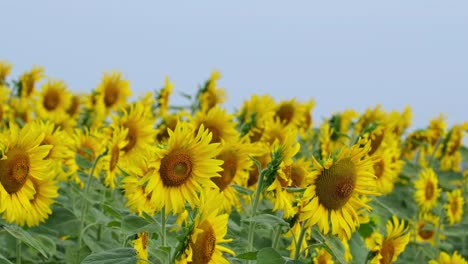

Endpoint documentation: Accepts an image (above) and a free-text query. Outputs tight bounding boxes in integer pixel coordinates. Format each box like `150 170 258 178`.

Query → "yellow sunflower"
95 71 132 112
191 105 239 144
0 60 12 82
390 105 412 136
0 85 11 125
274 98 308 128
0 122 58 227
414 213 443 246
210 141 253 213
146 122 223 215
10 96 33 124
237 94 276 143
199 70 227 112
35 79 72 122
445 189 464 225
19 65 45 98
373 142 404 195
439 123 468 172
365 216 410 264
312 248 333 264
132 232 149 264
112 102 156 167
298 99 316 133
414 168 441 212
429 251 468 264
300 139 377 240
156 76 173 116
177 189 235 264
99 125 128 189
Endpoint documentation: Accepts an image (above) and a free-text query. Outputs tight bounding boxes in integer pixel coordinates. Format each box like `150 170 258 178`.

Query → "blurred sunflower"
300 140 377 240
365 216 410 264
99 125 128 189
198 70 226 112
95 71 131 112
237 94 276 143
156 111 189 143
274 98 308 128
191 106 239 144
0 85 11 125
19 65 45 98
414 168 441 212
414 213 443 246
373 142 404 195
177 189 234 264
0 60 12 82
390 106 412 137
156 76 173 116
439 123 468 172
132 232 149 264
146 122 223 215
429 251 468 264
35 79 72 122
445 189 464 225
0 122 58 227
211 141 253 213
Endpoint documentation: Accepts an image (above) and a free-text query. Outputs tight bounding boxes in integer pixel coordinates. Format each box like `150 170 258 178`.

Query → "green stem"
78 153 105 250
248 168 265 252
16 238 21 264
272 226 282 249
161 206 167 247
294 222 306 260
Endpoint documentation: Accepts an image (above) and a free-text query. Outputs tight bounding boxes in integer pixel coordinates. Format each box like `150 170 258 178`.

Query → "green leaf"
283 187 306 193
75 153 92 169
314 229 346 264
2 224 48 258
121 215 160 234
0 253 14 264
243 213 289 226
256 247 284 264
231 184 254 196
101 204 122 221
235 251 258 260
81 248 137 264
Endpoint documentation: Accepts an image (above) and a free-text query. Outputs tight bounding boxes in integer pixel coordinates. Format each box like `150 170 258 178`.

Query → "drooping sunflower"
35 79 72 122
19 65 45 98
176 189 235 264
95 71 132 112
198 70 227 112
112 102 156 167
365 216 410 264
132 232 149 264
429 251 468 264
0 60 12 82
414 168 441 212
414 213 443 246
445 189 464 226
0 122 58 227
210 141 253 213
300 139 377 240
99 125 128 189
146 122 223 215
191 105 239 144
156 76 173 116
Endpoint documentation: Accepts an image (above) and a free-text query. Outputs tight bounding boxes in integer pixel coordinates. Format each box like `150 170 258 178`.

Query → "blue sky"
2 1 467 131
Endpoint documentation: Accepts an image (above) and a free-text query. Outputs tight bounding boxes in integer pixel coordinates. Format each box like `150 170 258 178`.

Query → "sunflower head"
36 79 72 120
96 71 132 112
414 168 441 212
192 106 239 144
19 65 45 98
0 60 12 82
199 70 226 112
156 76 173 116
445 189 464 225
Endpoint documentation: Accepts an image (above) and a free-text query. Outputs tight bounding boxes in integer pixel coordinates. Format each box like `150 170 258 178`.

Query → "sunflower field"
0 61 468 264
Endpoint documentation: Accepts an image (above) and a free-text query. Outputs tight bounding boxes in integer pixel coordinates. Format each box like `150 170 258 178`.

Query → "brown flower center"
276 103 295 125
212 151 237 191
450 198 459 216
380 240 395 264
373 159 384 179
109 145 120 171
104 85 119 107
418 223 434 240
43 89 61 111
190 220 216 264
247 153 269 187
425 182 435 200
368 131 384 156
202 124 221 143
123 124 137 153
315 158 356 210
67 96 80 116
160 150 192 187
77 143 95 163
290 165 306 187
0 150 30 194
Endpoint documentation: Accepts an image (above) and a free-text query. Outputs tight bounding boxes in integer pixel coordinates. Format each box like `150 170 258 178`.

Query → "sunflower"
19 65 45 98
99 125 128 189
300 139 377 240
298 99 316 133
156 111 190 143
199 70 227 112
112 102 156 167
0 122 58 227
429 251 468 264
156 76 173 116
414 168 441 212
146 122 223 215
132 232 149 264
365 216 410 264
122 158 158 216
389 106 412 137
274 98 309 128
0 85 11 125
414 213 443 246
35 79 72 121
191 106 239 144
0 60 12 82
210 141 253 213
237 94 276 143
176 189 235 264
312 248 333 264
445 189 464 225
10 96 33 124
95 71 132 112
439 123 468 172
373 142 404 195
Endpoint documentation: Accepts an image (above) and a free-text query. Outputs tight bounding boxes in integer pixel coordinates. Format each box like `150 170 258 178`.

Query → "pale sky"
2 1 467 131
